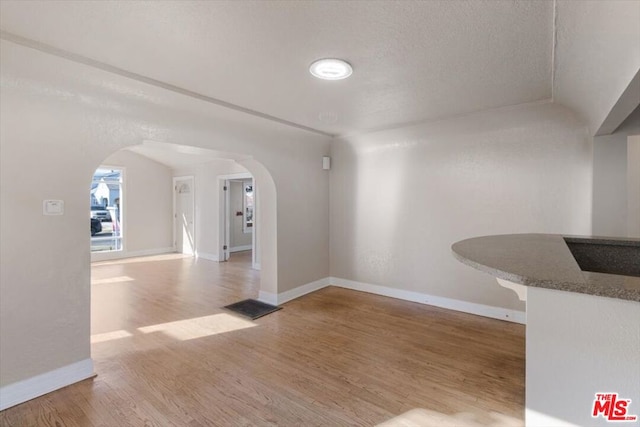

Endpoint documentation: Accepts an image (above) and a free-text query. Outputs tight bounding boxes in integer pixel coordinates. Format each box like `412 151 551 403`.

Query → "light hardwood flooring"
1 251 525 426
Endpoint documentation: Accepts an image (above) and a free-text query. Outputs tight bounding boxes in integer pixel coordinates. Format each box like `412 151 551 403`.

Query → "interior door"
223 180 230 261
175 177 195 255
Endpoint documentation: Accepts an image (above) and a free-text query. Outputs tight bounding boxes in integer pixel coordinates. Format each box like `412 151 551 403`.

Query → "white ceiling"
0 0 553 138
127 142 251 170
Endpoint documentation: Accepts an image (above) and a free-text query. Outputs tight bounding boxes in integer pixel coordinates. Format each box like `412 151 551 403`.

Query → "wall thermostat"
43 200 64 215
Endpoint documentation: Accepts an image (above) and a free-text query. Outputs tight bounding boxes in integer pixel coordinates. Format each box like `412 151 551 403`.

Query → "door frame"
218 172 256 266
628 135 640 237
173 175 195 254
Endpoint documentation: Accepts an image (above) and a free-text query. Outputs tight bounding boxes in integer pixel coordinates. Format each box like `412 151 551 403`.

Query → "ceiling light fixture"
309 58 353 80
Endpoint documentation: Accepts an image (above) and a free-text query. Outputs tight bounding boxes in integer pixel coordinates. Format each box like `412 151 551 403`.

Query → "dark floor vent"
224 299 282 320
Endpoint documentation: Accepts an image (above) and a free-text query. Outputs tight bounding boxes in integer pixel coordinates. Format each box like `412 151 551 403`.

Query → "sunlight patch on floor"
91 276 135 285
92 253 192 266
136 313 257 341
90 329 133 344
377 408 522 427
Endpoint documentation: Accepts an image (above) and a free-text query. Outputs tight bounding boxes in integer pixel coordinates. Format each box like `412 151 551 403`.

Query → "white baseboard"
0 358 95 411
258 290 278 306
276 277 331 305
91 247 174 262
196 252 219 262
256 276 524 324
330 277 526 324
258 277 331 306
252 263 261 271
230 245 252 253
126 247 175 258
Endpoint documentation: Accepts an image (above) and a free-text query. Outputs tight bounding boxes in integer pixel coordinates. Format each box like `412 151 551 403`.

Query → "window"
243 182 254 233
90 167 123 252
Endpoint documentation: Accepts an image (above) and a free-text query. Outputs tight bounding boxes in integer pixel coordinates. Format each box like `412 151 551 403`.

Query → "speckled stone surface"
564 237 640 277
451 234 640 302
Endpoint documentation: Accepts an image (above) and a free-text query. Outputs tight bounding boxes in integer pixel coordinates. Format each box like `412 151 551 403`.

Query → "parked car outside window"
91 218 102 236
91 205 112 222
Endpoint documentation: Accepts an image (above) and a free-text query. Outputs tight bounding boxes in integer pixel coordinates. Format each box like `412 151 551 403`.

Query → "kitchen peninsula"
452 234 640 427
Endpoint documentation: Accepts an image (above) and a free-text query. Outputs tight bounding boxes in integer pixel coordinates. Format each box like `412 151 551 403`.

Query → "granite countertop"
451 233 640 302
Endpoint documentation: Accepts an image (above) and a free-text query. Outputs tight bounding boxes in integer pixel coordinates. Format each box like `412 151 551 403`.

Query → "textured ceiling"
0 0 553 137
127 142 252 170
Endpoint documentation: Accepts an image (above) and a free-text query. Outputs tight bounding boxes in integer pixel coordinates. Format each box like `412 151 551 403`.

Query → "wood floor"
1 251 525 426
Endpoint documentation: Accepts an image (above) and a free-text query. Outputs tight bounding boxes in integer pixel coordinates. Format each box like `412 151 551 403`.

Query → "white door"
174 177 195 255
223 179 230 261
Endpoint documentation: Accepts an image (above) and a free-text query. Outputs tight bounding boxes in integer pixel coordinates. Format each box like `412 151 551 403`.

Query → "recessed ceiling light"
309 58 353 80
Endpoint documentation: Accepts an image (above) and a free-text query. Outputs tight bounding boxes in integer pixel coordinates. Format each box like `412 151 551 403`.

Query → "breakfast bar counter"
451 233 640 427
451 233 640 302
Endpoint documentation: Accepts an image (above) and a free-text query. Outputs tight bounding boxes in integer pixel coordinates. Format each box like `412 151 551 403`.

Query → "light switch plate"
43 200 64 215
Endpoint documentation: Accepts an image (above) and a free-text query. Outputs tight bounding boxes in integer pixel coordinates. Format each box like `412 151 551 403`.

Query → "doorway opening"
90 141 279 302
219 172 257 268
90 166 123 253
88 143 279 390
173 176 195 255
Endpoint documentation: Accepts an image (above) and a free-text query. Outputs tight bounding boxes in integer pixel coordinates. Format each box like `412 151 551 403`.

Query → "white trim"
196 252 219 262
330 277 526 324
551 0 557 102
115 247 175 258
91 247 174 262
276 277 331 305
230 245 252 253
258 277 331 306
258 276 524 324
218 178 229 262
218 172 253 180
224 179 231 261
628 135 640 238
257 290 278 306
172 177 177 252
0 358 95 411
251 181 258 269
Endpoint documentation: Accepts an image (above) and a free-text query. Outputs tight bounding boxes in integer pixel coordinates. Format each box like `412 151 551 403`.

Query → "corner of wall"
0 359 95 411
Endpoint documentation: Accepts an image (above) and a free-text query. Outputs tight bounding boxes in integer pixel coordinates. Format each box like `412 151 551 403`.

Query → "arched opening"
89 141 277 296
1 30 331 411
88 142 278 371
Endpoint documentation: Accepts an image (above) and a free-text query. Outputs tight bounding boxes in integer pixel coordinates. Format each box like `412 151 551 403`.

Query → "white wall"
330 102 592 311
592 107 640 237
526 287 640 427
92 150 173 261
554 0 640 134
0 39 330 393
3 0 635 408
593 137 629 237
173 160 249 260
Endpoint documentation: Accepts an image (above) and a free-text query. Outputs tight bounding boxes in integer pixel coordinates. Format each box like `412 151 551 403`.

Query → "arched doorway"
90 142 278 299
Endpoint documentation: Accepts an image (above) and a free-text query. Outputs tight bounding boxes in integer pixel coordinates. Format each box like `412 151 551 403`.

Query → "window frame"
90 165 124 253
